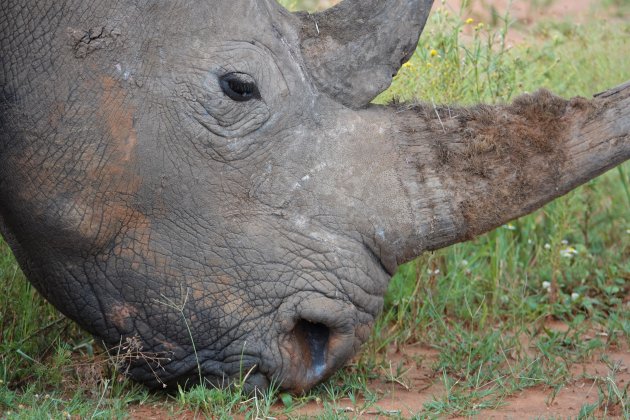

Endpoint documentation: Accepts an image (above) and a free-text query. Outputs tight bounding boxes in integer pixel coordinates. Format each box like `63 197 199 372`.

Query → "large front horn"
294 0 434 109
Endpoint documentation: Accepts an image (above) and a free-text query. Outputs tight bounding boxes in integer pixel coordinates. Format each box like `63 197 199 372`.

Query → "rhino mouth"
97 218 389 393
129 351 266 392
121 289 376 394
124 325 333 393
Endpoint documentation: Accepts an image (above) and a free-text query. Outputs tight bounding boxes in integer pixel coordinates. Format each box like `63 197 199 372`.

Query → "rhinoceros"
0 0 628 393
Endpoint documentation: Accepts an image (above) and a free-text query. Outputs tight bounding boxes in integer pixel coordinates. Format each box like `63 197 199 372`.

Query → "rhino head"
1 0 628 393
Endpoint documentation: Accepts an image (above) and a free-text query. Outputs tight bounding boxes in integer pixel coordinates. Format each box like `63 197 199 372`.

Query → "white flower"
527 239 533 245
544 243 551 250
561 239 569 245
461 259 469 266
542 281 551 289
503 223 517 231
571 292 580 301
427 268 440 275
626 229 630 234
560 247 578 258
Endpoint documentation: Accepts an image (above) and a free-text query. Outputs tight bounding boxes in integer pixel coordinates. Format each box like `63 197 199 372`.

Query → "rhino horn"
291 0 434 109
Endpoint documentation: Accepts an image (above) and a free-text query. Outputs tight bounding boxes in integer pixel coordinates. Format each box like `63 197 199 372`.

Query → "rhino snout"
275 295 366 393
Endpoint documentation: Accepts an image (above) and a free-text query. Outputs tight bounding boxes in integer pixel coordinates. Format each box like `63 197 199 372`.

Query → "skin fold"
1 0 628 393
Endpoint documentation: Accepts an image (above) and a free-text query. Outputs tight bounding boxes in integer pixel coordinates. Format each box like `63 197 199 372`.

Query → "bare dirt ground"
442 0 599 25
440 0 614 44
124 1 629 418
285 320 629 418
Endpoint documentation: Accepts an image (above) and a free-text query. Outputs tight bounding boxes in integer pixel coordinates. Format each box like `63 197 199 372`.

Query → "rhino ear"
294 0 433 109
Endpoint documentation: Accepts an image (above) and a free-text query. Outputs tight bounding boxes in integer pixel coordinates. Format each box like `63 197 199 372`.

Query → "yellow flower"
430 49 438 57
559 246 578 258
465 18 474 24
475 22 485 31
402 62 413 68
426 62 433 67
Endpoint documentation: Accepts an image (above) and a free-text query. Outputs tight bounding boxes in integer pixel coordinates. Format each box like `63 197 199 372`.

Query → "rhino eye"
219 73 261 102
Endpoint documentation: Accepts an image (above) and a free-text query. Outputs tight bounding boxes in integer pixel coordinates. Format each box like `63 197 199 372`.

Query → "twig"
431 98 446 133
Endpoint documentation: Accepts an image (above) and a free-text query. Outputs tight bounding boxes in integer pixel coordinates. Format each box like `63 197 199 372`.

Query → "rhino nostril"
293 319 330 379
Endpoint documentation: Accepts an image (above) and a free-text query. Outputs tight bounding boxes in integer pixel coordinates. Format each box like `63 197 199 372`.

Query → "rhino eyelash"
219 73 261 102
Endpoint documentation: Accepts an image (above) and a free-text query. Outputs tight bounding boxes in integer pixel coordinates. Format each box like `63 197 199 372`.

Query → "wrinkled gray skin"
1 0 629 393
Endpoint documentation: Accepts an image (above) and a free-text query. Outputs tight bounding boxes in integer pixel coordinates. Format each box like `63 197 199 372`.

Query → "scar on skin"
109 302 138 331
156 339 179 352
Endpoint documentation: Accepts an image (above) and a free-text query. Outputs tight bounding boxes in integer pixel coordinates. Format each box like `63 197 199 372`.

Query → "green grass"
2 1 629 418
